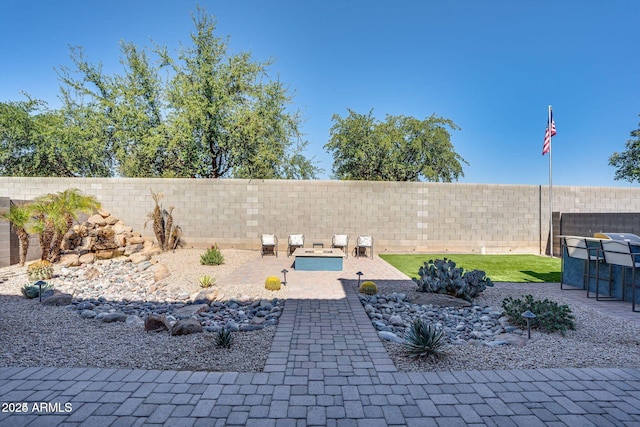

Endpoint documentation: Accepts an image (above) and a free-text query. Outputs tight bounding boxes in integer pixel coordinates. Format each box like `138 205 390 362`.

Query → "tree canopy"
0 8 318 179
325 109 468 181
609 114 640 183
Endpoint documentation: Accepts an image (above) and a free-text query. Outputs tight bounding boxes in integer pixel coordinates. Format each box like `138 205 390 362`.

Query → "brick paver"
2 255 640 426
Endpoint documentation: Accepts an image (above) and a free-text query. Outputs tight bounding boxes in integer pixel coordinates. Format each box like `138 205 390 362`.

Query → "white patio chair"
287 234 305 257
356 235 374 259
331 234 349 258
261 234 278 258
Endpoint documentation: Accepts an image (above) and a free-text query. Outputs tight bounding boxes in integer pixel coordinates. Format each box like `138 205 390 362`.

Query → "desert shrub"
359 281 378 295
199 275 215 288
403 318 446 359
200 244 224 266
21 281 53 299
265 276 282 291
27 260 54 280
415 258 493 302
215 329 234 348
502 294 575 335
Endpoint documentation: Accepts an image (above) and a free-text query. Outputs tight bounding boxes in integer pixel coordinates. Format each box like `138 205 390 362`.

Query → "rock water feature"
359 292 527 347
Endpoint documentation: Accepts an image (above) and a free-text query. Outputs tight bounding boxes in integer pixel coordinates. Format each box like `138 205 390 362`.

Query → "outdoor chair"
261 234 278 258
331 234 349 258
287 234 305 257
600 239 640 311
561 236 602 291
355 235 374 259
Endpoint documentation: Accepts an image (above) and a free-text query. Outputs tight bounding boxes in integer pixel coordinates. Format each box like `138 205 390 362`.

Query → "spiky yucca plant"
199 275 215 288
215 329 234 348
145 190 165 249
403 318 446 359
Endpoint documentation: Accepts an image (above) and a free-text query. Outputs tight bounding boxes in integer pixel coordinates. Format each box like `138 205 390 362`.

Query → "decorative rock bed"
359 292 527 347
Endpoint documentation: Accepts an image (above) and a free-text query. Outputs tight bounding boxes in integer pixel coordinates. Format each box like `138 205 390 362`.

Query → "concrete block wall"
0 198 11 267
1 177 640 259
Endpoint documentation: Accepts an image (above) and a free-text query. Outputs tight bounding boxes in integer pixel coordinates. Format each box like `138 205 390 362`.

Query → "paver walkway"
2 254 640 426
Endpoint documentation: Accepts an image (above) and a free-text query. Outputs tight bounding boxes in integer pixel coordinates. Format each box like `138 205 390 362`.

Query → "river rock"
173 303 209 319
126 315 145 327
102 313 127 323
42 292 73 306
152 264 170 282
130 252 150 264
378 331 405 343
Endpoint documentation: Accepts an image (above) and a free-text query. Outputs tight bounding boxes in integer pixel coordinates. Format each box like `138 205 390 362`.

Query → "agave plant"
21 281 53 299
214 329 234 348
199 275 215 288
403 318 446 359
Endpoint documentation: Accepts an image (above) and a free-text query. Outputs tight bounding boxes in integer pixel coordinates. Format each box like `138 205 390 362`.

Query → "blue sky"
1 0 639 186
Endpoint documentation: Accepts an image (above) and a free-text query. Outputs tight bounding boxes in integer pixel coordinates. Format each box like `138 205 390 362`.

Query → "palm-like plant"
28 199 64 261
0 203 33 266
47 189 100 261
28 189 101 262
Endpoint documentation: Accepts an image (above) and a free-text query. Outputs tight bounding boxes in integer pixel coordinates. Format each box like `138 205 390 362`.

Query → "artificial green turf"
379 253 561 283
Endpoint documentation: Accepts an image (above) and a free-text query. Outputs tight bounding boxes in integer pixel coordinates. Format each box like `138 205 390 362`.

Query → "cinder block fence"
1 177 639 267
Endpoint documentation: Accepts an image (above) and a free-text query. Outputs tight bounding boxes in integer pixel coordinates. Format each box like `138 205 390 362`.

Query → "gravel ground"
2 249 640 373
0 249 275 372
380 284 640 372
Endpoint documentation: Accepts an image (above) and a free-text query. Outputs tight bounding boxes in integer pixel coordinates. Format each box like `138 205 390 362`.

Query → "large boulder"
173 304 209 319
59 254 81 267
130 252 151 264
171 318 203 336
145 314 171 333
87 214 107 227
42 292 73 306
79 252 96 265
152 264 170 282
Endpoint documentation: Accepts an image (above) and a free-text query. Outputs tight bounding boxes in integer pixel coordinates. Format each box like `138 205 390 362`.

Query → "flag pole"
548 105 553 257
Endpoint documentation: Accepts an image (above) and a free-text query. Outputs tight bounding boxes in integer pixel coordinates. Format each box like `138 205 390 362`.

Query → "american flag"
542 112 556 155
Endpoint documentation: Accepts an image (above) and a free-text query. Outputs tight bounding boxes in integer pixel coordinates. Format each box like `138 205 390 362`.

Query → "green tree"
0 97 113 177
325 109 467 181
51 7 318 179
609 115 640 182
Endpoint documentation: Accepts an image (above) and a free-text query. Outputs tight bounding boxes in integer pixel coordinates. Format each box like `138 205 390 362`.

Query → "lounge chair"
331 234 349 258
356 235 374 258
261 234 278 257
287 234 305 257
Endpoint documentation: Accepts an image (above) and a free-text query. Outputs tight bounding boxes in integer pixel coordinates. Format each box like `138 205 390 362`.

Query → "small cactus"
27 260 54 281
265 276 282 291
359 281 378 295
